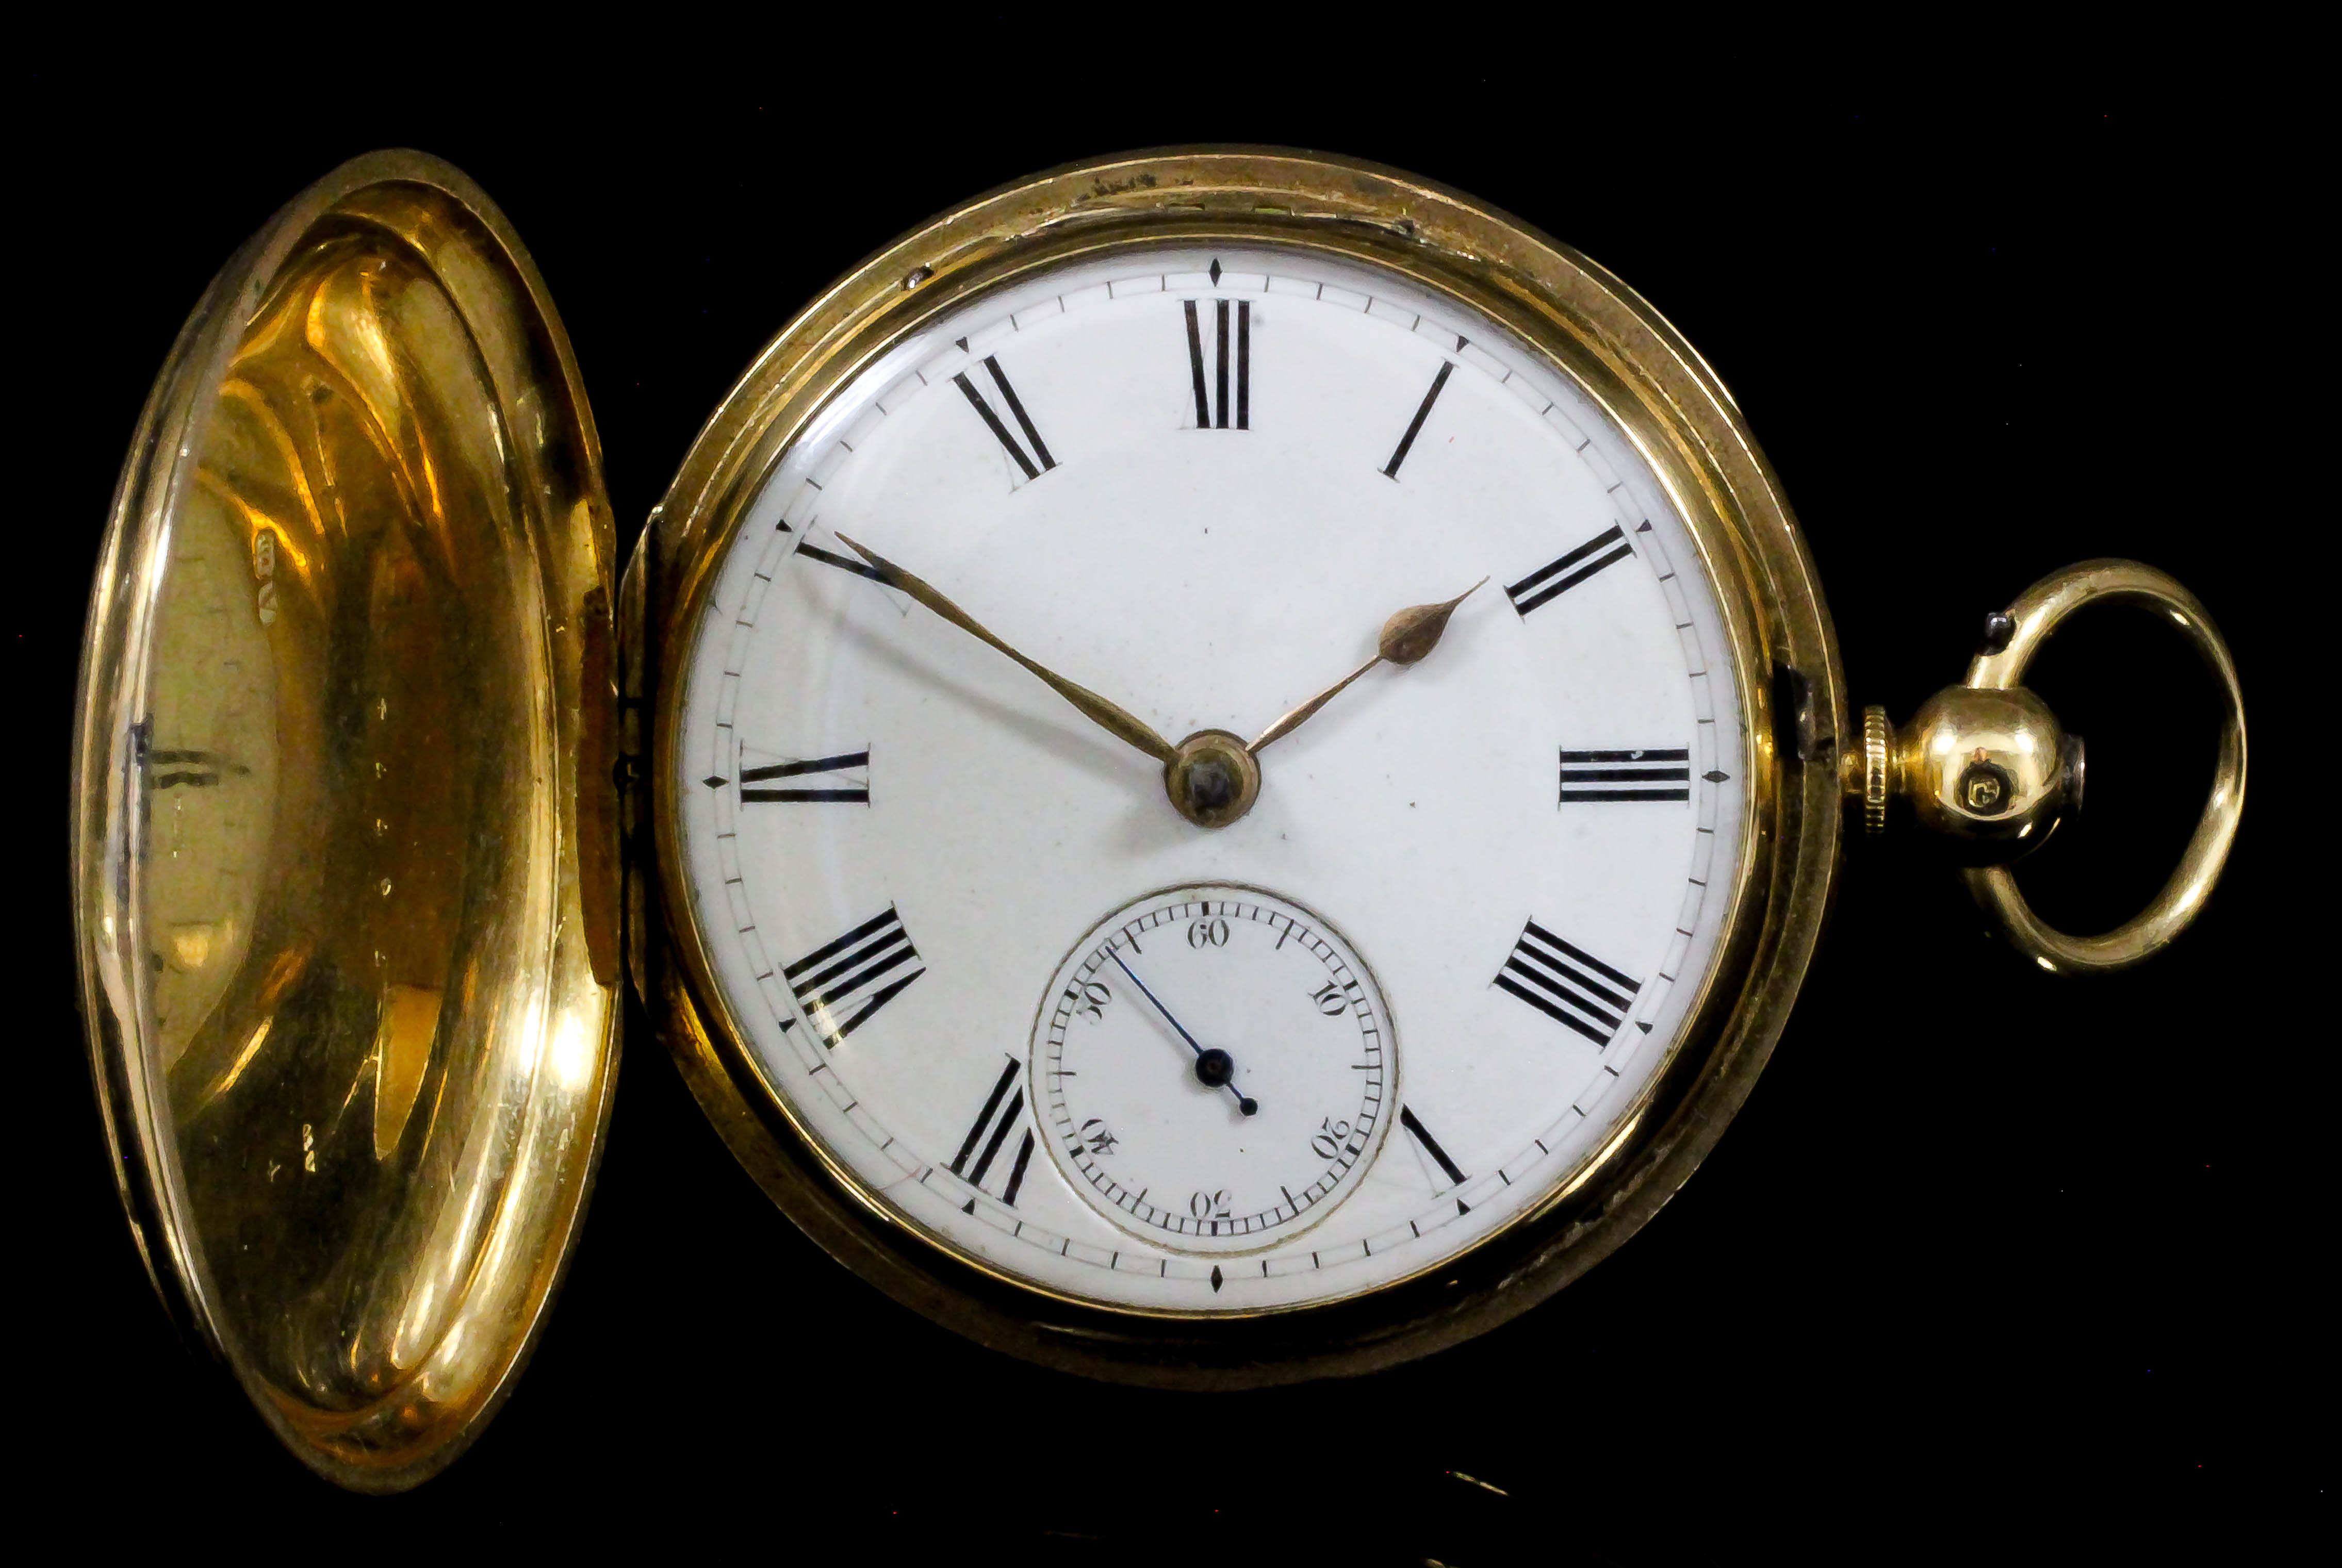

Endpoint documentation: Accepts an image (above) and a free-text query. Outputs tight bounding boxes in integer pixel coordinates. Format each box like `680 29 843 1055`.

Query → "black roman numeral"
1560 747 1690 803
1382 361 1454 478
1399 1105 1470 1211
949 1055 1035 1208
1184 299 1250 430
953 355 1056 482
147 747 223 789
784 907 924 1048
1495 921 1641 1047
1504 525 1632 616
740 750 869 803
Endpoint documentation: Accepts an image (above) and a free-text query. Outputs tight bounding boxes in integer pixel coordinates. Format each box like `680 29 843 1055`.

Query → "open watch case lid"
71 149 620 1491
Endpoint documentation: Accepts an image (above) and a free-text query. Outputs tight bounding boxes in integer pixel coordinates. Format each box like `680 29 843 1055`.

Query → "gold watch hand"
1248 579 1487 755
835 534 1176 763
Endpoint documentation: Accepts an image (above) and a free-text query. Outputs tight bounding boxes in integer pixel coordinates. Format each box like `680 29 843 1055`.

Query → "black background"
22 85 2309 1549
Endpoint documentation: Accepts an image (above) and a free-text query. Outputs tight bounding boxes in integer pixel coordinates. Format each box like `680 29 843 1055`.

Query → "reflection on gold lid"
73 152 618 1492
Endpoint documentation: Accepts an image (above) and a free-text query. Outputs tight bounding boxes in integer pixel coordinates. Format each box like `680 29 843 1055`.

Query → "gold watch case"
630 150 1844 1381
75 146 1843 1488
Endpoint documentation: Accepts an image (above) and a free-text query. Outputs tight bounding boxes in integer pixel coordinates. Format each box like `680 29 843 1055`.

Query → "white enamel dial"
674 244 1748 1314
1034 886 1393 1255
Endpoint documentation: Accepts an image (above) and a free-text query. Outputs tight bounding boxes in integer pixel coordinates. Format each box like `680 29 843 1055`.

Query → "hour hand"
1248 579 1486 754
833 534 1176 763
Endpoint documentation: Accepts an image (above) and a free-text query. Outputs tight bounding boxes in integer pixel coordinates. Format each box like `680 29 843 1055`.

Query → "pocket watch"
71 146 2246 1491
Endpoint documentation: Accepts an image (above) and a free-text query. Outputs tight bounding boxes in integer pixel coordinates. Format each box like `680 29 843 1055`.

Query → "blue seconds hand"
1104 943 1258 1117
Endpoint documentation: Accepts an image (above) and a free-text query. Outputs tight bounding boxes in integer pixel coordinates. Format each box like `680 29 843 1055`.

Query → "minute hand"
836 534 1175 763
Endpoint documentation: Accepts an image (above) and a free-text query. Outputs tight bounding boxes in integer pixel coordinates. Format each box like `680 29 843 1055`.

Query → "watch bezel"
628 147 1846 1384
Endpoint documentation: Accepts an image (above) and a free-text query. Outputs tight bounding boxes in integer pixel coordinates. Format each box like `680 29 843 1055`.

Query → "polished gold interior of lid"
73 154 617 1491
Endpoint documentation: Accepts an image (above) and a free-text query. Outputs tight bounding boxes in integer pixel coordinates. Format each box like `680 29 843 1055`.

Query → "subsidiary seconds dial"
1035 887 1393 1255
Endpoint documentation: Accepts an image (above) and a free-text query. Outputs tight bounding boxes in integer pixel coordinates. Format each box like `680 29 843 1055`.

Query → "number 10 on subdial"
1033 887 1395 1256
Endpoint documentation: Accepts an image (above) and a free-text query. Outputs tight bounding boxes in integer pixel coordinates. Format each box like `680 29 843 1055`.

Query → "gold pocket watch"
73 147 2246 1491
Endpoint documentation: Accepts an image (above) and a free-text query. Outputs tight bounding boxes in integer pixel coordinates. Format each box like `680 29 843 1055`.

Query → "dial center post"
1164 729 1261 828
